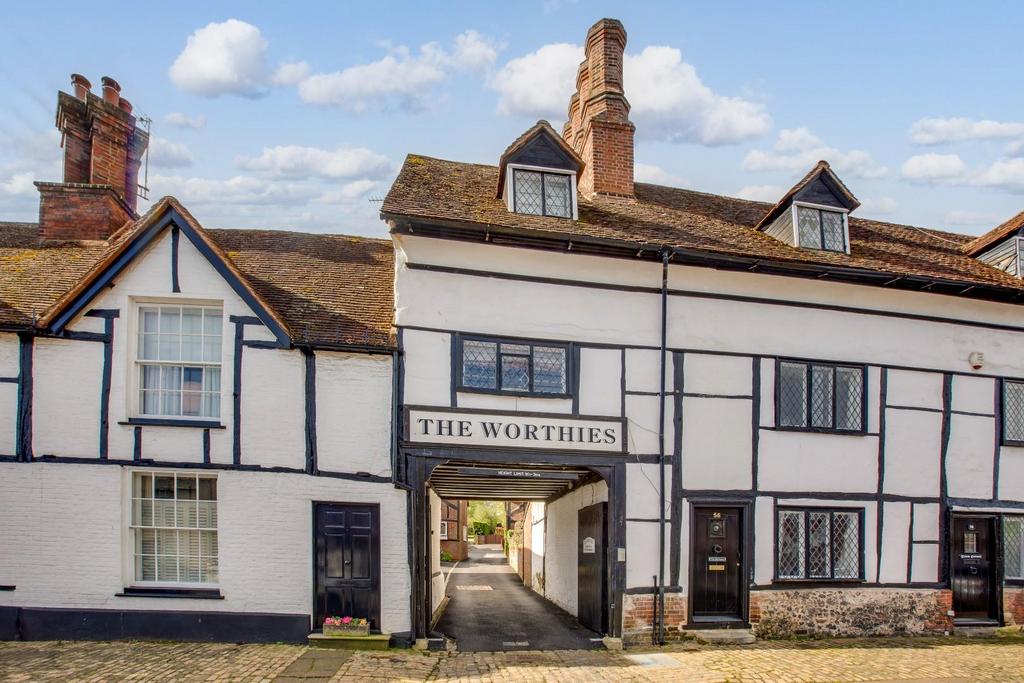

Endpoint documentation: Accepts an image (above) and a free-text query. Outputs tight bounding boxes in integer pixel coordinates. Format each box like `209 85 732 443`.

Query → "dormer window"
512 168 573 218
796 204 848 252
754 161 859 255
964 211 1024 277
496 120 584 221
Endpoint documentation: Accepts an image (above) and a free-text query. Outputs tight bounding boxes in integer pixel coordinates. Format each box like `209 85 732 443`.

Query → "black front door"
951 515 998 622
691 507 743 622
577 502 607 634
314 503 381 630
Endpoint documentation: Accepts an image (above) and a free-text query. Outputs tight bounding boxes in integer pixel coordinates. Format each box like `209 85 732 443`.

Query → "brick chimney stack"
562 18 634 199
37 73 149 241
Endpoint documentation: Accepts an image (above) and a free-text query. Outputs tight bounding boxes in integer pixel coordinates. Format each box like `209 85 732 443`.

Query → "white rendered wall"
0 333 17 456
32 338 102 458
542 481 607 616
528 502 546 592
429 488 443 615
0 463 411 633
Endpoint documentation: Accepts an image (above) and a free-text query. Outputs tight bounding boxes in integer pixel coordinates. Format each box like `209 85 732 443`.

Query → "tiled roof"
752 160 860 230
0 202 395 349
381 154 1024 295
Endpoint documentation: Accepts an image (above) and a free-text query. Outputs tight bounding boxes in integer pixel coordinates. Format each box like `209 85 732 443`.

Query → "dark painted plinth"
5 606 309 643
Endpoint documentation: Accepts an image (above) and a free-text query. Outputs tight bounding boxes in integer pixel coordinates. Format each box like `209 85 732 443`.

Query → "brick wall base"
622 593 689 645
750 588 953 639
1005 586 1024 626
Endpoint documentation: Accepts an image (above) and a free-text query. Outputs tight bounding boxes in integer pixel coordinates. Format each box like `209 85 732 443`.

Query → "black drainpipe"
657 248 669 645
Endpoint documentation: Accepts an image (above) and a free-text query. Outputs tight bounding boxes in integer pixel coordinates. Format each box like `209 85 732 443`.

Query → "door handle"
344 560 352 565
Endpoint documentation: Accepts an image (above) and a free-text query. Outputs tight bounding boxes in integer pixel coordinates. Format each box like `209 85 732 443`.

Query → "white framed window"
439 521 449 540
130 471 218 586
792 202 849 253
506 165 577 219
136 304 223 420
1006 516 1024 580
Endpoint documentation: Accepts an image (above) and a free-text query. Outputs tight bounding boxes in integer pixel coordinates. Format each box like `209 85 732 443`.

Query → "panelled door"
577 502 607 634
314 503 381 630
951 515 998 622
691 507 743 622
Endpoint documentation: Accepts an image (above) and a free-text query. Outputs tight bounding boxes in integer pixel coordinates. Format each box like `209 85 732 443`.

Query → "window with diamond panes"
1003 380 1024 444
459 337 569 395
131 472 218 585
777 360 864 432
513 169 573 218
776 507 863 581
795 206 846 253
1005 516 1024 579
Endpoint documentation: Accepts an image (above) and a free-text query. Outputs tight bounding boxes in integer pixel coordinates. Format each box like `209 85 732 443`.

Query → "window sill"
456 387 573 400
1006 578 1024 586
0 585 14 591
773 426 867 436
770 579 865 587
120 418 226 429
117 587 223 599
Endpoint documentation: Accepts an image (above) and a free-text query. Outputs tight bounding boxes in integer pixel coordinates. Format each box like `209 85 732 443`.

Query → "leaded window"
777 360 865 432
796 205 846 252
1006 516 1024 580
513 169 572 218
459 336 570 396
1002 380 1024 445
137 305 223 419
131 472 218 585
776 507 863 581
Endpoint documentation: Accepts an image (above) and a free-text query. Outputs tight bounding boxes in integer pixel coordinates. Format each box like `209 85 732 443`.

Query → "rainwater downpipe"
657 248 669 645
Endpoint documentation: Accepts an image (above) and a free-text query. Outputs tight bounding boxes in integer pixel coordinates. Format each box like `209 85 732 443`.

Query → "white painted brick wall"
0 463 411 633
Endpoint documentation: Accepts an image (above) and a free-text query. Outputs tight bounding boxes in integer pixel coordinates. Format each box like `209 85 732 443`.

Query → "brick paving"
2 637 1024 682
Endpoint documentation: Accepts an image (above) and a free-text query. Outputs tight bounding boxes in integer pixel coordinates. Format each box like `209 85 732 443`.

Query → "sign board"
582 536 596 554
405 407 626 453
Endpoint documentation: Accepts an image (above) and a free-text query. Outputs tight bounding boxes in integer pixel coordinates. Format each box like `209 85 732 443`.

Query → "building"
0 76 407 643
381 18 1024 644
2 16 1024 648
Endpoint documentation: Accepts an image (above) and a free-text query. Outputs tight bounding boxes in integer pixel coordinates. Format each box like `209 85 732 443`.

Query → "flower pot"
324 623 370 637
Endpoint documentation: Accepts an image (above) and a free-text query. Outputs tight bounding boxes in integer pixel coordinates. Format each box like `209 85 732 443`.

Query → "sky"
1 1 1023 238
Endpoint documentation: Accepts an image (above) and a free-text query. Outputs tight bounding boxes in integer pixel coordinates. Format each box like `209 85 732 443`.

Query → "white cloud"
169 19 270 97
625 46 771 145
235 145 391 180
909 117 1024 145
489 42 770 146
271 61 311 86
943 210 1003 230
633 163 686 187
859 196 899 215
318 179 379 203
735 185 785 202
148 137 194 168
1007 140 1024 158
297 31 500 112
974 157 1024 193
900 153 968 183
151 174 320 206
451 30 501 71
164 112 206 129
489 43 583 119
0 171 36 196
744 128 887 178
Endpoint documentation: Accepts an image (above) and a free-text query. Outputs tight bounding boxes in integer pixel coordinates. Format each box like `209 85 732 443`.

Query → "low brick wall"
622 593 688 645
1005 586 1024 626
750 588 952 639
440 540 468 561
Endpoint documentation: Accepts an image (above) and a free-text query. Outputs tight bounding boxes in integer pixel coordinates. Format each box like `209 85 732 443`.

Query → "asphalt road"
434 544 603 652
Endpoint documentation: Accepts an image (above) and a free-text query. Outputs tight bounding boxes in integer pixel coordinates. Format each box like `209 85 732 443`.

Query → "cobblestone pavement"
2 637 1024 682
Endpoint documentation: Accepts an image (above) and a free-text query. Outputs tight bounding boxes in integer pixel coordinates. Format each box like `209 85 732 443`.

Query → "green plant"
440 550 454 562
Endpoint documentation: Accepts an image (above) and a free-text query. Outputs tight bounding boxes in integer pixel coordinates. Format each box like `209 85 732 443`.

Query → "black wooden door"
951 515 997 621
691 507 742 620
314 503 381 630
577 502 607 634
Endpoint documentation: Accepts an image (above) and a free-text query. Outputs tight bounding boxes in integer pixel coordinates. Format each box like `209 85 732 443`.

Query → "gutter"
657 248 669 646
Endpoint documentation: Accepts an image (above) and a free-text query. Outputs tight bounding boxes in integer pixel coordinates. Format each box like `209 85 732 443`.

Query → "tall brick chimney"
562 19 634 199
36 74 149 241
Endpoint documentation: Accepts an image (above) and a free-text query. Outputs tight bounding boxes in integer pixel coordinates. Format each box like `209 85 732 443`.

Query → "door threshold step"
309 632 391 650
954 625 999 638
688 629 756 645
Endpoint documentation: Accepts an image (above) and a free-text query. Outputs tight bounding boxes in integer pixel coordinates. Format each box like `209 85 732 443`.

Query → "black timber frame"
400 446 626 640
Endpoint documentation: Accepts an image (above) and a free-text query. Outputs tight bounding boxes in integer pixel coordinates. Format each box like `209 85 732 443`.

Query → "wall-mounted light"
968 352 985 371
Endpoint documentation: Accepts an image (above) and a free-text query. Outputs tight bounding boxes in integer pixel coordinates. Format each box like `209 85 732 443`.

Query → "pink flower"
341 616 353 624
